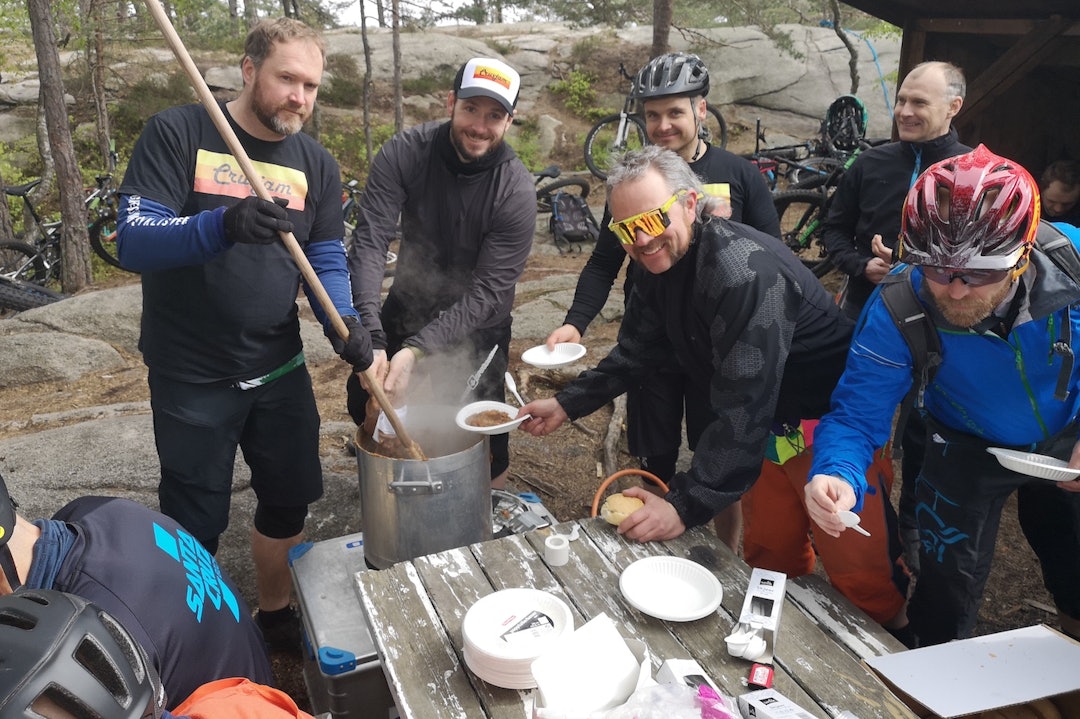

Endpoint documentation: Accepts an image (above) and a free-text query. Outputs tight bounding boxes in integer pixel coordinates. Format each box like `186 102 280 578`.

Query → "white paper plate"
986 447 1080 482
521 342 586 368
455 401 528 435
619 556 722 621
462 588 574 661
463 644 538 689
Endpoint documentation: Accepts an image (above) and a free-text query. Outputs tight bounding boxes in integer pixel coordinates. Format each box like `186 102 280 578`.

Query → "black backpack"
881 222 1080 409
549 191 600 253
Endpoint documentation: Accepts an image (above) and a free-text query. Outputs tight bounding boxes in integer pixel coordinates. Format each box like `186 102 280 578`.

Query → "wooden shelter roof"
841 1 1080 174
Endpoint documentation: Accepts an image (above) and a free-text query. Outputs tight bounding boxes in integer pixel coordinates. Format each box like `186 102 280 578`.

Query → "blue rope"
819 20 893 117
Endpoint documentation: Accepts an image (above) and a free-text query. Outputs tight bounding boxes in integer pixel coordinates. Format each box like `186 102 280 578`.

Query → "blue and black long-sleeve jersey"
117 102 355 383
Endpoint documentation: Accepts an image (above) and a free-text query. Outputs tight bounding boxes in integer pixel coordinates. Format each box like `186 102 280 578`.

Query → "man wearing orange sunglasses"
520 146 910 637
520 146 856 526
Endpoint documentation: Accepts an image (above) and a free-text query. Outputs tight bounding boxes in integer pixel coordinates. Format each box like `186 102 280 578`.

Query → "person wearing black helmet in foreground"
0 471 272 711
0 588 316 718
807 145 1080 647
545 52 779 550
0 588 168 719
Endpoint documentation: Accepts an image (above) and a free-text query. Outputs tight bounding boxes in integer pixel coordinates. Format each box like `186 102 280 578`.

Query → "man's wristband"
405 345 425 360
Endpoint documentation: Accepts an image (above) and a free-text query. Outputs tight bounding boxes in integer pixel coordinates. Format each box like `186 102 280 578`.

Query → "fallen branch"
602 394 627 477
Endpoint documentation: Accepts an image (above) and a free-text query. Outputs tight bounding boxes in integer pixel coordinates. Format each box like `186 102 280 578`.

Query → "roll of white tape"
545 534 569 566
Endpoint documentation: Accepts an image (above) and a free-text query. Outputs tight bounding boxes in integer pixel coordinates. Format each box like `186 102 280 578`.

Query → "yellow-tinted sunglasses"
609 191 687 246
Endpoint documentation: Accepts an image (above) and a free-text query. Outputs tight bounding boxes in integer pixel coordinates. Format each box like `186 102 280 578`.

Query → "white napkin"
531 613 646 718
373 406 407 443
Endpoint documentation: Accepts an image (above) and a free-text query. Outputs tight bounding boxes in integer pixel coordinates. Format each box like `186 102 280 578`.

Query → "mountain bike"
341 178 402 276
583 62 727 181
533 164 590 214
86 149 127 271
0 157 125 286
0 180 64 286
772 145 867 279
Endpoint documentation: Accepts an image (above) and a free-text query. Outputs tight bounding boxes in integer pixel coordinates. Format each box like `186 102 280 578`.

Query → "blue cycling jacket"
811 223 1080 509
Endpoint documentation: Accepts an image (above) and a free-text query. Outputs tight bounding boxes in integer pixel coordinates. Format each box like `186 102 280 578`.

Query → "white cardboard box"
738 688 818 719
865 624 1080 717
734 568 787 664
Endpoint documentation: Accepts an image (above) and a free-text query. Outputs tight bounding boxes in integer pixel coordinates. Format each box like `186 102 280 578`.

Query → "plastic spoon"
505 372 526 407
838 510 872 537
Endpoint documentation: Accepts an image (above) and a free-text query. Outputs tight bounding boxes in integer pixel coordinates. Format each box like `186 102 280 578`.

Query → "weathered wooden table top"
354 519 916 719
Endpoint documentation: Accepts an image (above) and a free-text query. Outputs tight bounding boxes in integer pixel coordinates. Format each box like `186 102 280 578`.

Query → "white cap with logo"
454 57 521 115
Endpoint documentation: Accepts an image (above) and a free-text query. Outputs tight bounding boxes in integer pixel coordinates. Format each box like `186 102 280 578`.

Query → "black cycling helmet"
0 589 166 719
631 52 710 101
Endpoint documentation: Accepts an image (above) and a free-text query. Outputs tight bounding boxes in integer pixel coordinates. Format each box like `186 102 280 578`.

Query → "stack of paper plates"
461 588 574 689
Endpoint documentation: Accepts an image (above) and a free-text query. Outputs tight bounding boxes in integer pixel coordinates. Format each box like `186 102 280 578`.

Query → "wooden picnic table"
354 518 917 719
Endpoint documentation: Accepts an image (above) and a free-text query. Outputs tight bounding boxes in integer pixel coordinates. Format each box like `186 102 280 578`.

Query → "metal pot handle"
389 465 444 495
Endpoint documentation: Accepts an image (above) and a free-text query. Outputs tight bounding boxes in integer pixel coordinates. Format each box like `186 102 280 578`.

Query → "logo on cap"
472 65 512 90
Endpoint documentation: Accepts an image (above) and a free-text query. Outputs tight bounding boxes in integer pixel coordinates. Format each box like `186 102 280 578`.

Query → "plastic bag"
599 683 738 719
373 406 407 442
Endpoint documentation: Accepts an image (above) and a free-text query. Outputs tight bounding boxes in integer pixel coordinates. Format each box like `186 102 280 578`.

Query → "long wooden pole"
143 0 425 460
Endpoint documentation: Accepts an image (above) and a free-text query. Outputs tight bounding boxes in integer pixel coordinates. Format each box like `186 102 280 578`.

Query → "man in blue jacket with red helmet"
807 145 1080 647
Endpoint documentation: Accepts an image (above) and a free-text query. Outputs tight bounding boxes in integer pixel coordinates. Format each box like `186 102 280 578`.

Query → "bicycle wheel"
788 157 842 190
0 275 65 311
703 104 728 150
773 189 834 278
584 113 647 181
536 177 591 214
89 215 134 272
0 241 46 283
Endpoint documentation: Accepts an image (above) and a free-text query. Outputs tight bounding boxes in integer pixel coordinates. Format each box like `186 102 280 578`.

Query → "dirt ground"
0 244 1060 711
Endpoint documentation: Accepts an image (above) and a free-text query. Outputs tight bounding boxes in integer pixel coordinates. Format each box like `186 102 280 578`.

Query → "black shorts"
150 366 323 544
346 323 512 479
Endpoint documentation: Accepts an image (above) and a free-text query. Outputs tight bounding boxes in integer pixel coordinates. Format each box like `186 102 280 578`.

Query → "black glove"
330 316 374 372
223 196 293 244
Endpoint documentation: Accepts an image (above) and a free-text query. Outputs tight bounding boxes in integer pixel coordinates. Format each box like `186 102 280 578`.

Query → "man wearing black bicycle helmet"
548 52 778 550
631 52 711 163
0 471 272 711
0 588 167 718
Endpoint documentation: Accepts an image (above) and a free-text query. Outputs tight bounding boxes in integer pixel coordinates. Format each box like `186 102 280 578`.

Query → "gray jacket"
348 120 536 353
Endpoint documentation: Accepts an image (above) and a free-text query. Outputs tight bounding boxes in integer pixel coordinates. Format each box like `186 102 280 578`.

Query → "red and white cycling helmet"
900 144 1041 270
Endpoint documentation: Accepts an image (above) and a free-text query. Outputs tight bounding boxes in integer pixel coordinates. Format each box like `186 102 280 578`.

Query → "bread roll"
600 493 644 526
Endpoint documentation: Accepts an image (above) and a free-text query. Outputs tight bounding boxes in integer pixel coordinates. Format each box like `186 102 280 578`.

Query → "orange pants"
742 446 906 624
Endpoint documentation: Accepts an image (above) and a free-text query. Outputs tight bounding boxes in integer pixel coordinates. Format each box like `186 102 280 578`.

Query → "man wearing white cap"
346 57 536 488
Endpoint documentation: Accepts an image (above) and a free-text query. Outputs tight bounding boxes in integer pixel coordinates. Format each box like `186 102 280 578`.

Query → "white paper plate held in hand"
455 401 529 435
986 447 1080 482
619 556 722 621
521 342 586 368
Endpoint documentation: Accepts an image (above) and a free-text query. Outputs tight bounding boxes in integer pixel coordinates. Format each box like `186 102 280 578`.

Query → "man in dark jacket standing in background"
822 61 969 573
824 60 969 319
346 57 536 489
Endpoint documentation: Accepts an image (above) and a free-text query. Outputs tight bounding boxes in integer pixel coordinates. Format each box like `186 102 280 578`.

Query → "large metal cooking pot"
356 405 491 569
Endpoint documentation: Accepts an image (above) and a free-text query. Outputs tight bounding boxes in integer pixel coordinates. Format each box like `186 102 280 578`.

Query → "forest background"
0 0 894 295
